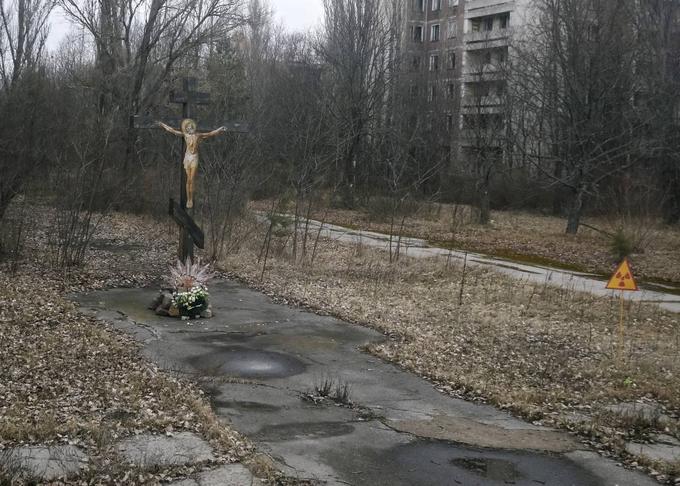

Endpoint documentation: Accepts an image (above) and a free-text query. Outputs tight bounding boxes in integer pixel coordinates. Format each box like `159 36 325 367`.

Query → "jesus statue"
158 119 226 208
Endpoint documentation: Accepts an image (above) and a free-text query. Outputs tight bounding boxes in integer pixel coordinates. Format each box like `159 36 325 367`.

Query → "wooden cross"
133 77 248 262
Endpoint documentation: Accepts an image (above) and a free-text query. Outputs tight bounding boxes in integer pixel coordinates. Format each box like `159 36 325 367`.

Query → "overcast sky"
272 0 324 33
47 0 324 49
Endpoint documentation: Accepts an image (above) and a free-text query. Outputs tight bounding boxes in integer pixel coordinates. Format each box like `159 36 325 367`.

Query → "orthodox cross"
133 77 248 262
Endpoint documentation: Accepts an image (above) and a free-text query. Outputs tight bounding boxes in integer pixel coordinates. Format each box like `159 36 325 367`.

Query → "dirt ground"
3 204 679 482
221 214 680 480
251 200 680 284
0 209 257 485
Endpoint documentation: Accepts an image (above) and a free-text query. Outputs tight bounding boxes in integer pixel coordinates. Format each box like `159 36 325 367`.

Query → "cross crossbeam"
133 116 248 133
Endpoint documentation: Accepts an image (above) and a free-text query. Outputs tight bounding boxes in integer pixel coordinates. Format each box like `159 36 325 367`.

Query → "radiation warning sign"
606 258 639 291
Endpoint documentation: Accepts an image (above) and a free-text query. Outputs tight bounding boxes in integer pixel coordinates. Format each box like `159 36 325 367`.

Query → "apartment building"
403 0 526 166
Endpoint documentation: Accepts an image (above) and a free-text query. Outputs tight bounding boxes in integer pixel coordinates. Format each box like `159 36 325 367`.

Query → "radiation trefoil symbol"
605 258 639 292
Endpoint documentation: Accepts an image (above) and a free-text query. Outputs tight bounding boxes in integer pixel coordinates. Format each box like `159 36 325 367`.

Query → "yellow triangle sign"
606 258 638 291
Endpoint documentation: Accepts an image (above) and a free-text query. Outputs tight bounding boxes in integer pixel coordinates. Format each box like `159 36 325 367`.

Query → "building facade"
403 0 526 168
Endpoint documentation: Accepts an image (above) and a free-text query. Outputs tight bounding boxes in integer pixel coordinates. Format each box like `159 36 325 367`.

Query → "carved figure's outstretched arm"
199 126 227 139
157 121 183 136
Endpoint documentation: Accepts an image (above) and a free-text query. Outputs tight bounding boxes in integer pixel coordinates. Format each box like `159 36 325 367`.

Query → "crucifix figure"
133 77 248 262
157 118 226 208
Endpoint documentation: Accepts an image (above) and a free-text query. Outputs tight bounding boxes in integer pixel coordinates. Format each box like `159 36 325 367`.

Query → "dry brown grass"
251 199 680 283
220 219 680 475
0 207 256 484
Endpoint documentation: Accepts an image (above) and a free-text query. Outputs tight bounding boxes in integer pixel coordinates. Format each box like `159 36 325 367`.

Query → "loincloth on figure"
183 151 199 170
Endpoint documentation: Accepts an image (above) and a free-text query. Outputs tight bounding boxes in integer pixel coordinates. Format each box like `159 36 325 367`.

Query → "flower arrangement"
172 285 209 318
167 258 214 291
149 258 214 319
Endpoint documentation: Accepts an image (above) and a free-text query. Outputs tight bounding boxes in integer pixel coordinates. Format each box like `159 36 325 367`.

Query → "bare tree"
316 0 397 208
0 0 53 223
58 0 245 167
0 0 52 89
508 0 643 234
633 0 680 225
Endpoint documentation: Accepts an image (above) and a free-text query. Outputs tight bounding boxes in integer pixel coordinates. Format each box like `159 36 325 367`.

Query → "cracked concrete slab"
77 280 659 485
625 440 680 463
386 414 580 452
116 432 215 468
170 464 261 485
0 445 87 481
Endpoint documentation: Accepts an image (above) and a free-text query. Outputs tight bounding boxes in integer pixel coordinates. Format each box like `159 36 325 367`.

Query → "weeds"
594 408 662 441
304 377 353 406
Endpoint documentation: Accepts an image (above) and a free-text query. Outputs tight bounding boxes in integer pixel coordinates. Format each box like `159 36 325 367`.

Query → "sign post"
605 258 639 363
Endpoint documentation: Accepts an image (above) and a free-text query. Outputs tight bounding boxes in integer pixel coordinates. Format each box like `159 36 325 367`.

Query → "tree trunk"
479 188 491 225
566 185 586 234
477 172 491 225
662 171 680 225
551 159 564 216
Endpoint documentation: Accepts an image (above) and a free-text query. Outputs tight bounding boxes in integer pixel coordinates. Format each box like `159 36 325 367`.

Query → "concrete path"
291 218 680 313
78 281 658 486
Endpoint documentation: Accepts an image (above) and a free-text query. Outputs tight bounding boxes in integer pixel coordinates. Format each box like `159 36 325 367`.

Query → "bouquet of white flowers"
172 285 210 318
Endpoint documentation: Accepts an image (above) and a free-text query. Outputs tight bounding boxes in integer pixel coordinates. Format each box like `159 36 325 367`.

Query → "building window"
448 0 458 6
413 25 423 42
499 48 507 63
471 19 481 32
415 0 425 11
473 83 491 97
500 13 510 29
447 83 455 98
431 24 440 42
428 85 436 102
429 54 439 71
412 56 421 71
447 51 456 69
432 0 441 11
447 20 457 38
447 114 454 131
483 51 492 65
409 114 418 129
483 17 494 31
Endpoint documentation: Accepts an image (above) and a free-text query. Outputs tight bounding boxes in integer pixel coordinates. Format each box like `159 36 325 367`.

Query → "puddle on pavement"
190 330 345 352
323 439 600 486
187 346 306 379
256 422 355 442
450 457 520 481
191 331 268 343
212 400 281 413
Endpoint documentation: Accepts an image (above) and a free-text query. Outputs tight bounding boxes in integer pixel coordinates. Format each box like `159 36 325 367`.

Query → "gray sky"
272 0 324 33
47 0 324 49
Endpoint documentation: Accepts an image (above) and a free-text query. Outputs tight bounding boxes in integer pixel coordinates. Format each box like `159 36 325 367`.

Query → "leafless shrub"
305 376 353 406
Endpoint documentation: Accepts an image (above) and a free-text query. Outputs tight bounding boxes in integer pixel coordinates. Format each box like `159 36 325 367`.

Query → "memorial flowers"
172 285 209 317
151 258 214 318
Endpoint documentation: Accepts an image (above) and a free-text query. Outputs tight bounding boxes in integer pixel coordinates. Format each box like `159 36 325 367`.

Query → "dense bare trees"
634 0 680 224
2 0 680 264
316 0 399 207
58 0 244 167
507 0 648 234
0 0 53 222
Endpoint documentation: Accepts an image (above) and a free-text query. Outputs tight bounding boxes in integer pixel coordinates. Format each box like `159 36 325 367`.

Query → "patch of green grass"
428 241 591 274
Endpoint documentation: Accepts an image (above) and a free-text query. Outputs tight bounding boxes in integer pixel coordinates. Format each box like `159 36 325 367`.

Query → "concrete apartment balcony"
463 64 505 81
462 94 502 107
466 0 515 18
465 28 512 46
